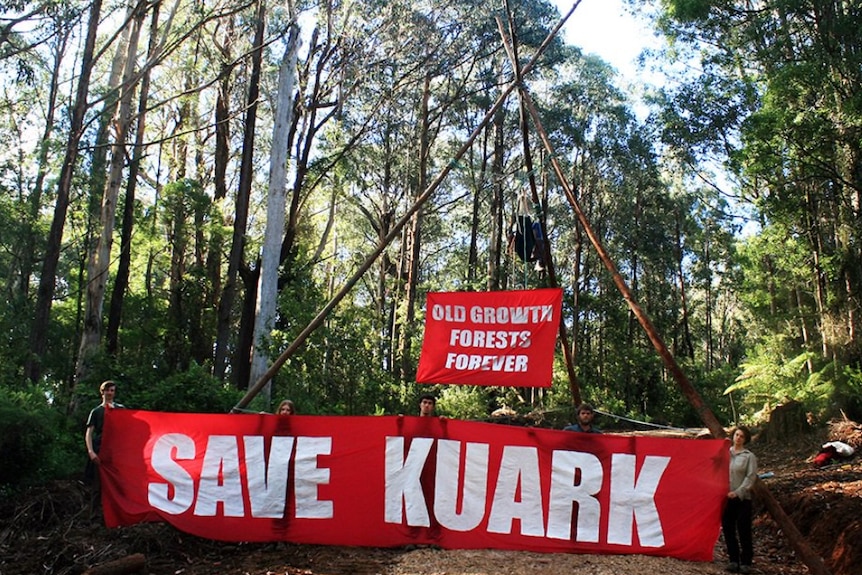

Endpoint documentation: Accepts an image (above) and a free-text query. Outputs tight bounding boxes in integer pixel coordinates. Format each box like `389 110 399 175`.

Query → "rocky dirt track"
1 422 860 575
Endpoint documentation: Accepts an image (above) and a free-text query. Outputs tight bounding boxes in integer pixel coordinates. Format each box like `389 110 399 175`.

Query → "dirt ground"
1 421 860 575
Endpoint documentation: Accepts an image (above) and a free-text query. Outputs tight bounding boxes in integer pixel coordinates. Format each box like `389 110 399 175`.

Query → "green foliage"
436 386 494 420
0 384 76 487
669 363 740 426
270 302 403 416
662 0 712 22
651 0 862 425
730 343 862 422
131 364 243 414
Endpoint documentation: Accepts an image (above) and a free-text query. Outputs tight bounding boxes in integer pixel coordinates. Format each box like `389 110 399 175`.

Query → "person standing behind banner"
722 425 758 574
564 402 601 433
276 399 296 415
84 380 124 516
418 393 436 416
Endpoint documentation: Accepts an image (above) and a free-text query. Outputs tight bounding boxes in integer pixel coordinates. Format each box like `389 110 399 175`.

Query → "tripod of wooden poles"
231 3 831 573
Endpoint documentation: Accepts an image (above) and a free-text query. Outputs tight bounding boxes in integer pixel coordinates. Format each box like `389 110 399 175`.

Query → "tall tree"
26 0 104 383
249 23 301 405
213 0 266 383
15 7 74 303
107 1 163 356
76 2 147 387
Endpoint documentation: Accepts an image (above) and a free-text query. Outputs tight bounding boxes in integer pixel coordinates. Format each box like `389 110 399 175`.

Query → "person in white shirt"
722 426 758 573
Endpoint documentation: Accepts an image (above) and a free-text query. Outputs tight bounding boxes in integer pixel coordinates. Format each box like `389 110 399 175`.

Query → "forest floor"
1 420 860 575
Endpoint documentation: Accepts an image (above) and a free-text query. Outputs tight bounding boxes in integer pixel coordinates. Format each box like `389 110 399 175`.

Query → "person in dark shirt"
564 402 601 433
84 380 124 516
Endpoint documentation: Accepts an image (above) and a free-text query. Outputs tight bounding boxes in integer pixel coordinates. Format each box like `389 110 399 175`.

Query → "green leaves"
662 0 713 22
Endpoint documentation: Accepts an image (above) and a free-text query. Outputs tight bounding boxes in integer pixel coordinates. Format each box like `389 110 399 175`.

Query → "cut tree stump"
759 400 810 442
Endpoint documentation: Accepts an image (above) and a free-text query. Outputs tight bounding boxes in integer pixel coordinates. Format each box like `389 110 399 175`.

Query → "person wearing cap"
564 402 601 433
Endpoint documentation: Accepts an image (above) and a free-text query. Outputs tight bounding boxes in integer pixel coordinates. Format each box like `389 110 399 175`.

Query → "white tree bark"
76 2 143 384
248 25 301 406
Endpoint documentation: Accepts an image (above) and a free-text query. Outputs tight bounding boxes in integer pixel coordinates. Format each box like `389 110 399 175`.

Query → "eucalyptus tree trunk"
236 266 259 390
466 127 490 284
794 286 815 373
673 209 695 360
570 218 583 374
487 104 505 291
19 19 70 301
571 164 596 396
162 33 205 368
87 0 136 219
26 0 103 384
164 181 194 370
207 15 235 310
398 74 431 382
73 0 136 385
76 5 145 386
214 0 266 382
248 1 357 391
248 25 301 406
189 95 210 366
107 1 162 356
623 188 642 412
212 17 234 205
376 190 392 369
804 186 829 358
702 221 713 369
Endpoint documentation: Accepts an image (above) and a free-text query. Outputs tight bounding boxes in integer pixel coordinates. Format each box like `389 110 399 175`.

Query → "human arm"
85 425 99 464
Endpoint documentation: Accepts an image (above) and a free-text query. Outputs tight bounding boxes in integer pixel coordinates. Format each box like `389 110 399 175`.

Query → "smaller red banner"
415 288 562 387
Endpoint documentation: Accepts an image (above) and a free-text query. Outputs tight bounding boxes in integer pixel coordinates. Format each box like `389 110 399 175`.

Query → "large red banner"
100 410 727 561
415 289 563 387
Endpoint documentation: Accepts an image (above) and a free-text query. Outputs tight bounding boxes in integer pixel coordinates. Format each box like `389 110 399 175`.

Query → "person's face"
732 429 747 447
577 409 594 426
102 386 116 402
278 404 294 415
419 399 436 416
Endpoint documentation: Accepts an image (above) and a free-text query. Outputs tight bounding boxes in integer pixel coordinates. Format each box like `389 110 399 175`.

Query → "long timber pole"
502 1 582 408
519 82 725 436
498 23 831 575
495 19 724 438
232 2 583 413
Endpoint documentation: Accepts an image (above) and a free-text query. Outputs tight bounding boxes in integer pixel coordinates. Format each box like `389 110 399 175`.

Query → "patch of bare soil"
1 421 859 575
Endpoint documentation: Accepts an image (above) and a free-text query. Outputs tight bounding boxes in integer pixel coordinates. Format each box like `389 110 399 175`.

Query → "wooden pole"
503 0 582 407
231 2 583 413
753 481 832 575
512 80 726 438
495 21 832 575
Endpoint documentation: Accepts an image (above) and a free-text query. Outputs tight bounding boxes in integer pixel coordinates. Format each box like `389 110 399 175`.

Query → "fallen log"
82 553 146 575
